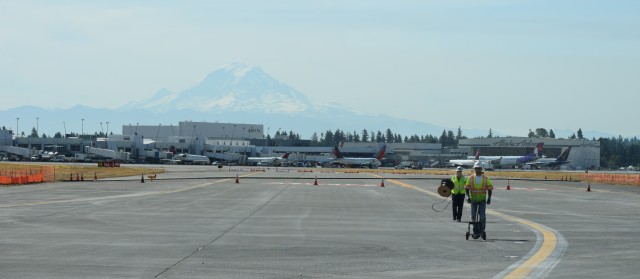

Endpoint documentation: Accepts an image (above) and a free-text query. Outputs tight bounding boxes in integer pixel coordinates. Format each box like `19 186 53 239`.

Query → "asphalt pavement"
1 166 639 278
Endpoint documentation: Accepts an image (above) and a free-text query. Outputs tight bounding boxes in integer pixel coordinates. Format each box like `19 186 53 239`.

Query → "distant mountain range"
0 63 615 139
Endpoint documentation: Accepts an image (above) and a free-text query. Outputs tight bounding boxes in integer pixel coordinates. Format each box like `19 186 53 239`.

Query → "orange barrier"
580 173 640 186
0 166 55 185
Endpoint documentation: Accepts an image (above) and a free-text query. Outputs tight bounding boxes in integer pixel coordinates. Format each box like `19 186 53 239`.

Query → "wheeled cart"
465 202 486 240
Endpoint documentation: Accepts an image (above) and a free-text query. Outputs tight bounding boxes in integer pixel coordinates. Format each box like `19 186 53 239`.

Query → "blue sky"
1 0 639 138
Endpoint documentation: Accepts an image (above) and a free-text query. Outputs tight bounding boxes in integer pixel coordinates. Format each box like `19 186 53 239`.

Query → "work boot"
457 218 461 222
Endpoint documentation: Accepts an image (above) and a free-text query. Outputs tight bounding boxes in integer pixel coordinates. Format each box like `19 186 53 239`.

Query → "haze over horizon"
1 1 639 138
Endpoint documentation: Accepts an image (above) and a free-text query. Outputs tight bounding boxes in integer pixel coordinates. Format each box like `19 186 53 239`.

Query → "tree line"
275 127 640 169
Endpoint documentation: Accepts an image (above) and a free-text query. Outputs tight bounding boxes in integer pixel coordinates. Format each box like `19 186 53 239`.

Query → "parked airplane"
472 143 544 168
526 146 572 168
172 153 211 165
332 144 386 168
169 146 210 165
247 152 290 166
447 150 496 169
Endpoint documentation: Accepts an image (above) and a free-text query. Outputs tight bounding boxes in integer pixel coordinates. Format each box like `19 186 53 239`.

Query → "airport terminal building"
0 123 599 169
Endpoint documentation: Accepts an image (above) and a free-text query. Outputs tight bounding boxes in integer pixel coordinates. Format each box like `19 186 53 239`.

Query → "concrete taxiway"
0 166 639 278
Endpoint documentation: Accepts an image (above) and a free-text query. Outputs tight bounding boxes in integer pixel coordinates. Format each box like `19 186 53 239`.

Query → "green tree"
353 130 361 142
361 129 369 142
385 129 394 143
549 129 555 138
375 131 384 142
323 130 334 146
535 128 549 138
345 131 354 142
577 128 584 139
334 129 345 146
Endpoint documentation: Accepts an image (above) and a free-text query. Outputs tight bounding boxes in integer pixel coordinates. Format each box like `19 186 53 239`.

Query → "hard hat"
473 162 482 169
456 166 463 172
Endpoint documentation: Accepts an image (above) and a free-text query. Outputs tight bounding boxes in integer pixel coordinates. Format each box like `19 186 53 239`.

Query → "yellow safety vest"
465 175 493 202
451 175 467 195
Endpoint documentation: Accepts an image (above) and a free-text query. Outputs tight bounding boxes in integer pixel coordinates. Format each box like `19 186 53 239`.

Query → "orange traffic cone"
380 179 385 187
141 174 145 183
235 174 239 184
587 182 591 192
314 176 318 186
506 179 511 190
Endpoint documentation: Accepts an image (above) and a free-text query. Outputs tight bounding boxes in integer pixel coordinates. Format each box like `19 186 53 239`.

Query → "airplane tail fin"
170 146 177 155
474 150 480 160
374 144 387 160
281 152 290 159
534 142 544 157
558 147 571 162
332 146 344 159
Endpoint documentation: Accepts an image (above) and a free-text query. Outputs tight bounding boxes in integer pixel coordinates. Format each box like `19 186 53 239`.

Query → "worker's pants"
470 202 486 235
451 194 465 220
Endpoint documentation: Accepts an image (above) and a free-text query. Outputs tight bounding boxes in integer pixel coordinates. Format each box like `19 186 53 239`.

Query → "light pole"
231 124 237 147
16 118 19 138
155 124 161 149
106 121 109 136
63 121 66 137
81 118 84 136
100 122 103 136
36 117 39 137
191 125 197 154
266 127 270 146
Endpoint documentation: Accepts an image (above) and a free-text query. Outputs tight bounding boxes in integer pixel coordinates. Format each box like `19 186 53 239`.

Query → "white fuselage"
174 153 210 165
335 157 381 167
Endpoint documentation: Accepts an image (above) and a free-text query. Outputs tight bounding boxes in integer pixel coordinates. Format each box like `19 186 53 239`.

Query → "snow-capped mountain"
125 63 322 114
2 63 480 138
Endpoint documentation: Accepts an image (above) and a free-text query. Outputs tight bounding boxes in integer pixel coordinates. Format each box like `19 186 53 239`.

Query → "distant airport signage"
98 161 121 167
491 139 539 147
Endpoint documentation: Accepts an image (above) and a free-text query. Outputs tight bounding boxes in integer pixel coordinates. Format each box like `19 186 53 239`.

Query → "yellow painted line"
490 210 557 279
381 176 559 279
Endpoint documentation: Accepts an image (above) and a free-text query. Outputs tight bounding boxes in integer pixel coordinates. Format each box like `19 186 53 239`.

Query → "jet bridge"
84 147 131 161
0 145 33 158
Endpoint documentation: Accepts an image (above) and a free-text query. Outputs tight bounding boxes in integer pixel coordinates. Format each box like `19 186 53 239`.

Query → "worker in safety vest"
451 166 468 222
465 162 493 239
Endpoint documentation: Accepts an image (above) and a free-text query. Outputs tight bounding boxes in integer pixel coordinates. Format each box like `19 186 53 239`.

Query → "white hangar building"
458 137 600 170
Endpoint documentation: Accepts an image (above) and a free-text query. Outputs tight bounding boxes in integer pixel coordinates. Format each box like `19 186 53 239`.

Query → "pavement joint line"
374 175 566 279
154 182 292 278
